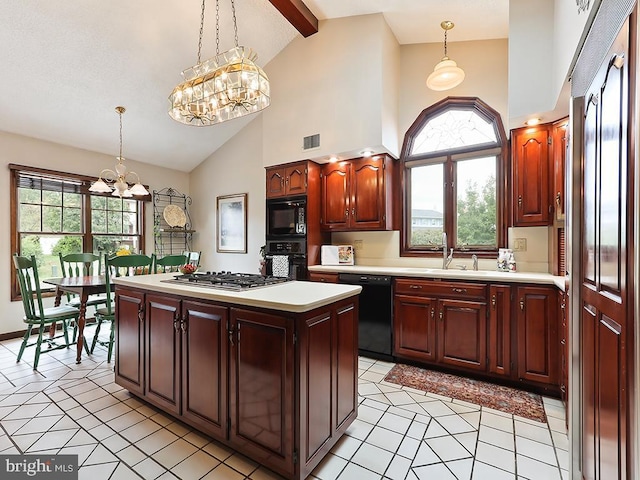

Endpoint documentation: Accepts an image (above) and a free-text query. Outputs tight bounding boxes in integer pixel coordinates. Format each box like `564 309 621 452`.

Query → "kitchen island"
112 273 361 480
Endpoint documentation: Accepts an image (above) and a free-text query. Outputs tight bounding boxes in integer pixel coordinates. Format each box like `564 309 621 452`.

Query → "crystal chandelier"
168 0 270 126
89 107 149 198
426 21 465 91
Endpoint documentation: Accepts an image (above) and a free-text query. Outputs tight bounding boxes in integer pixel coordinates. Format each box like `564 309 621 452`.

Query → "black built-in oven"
266 197 306 237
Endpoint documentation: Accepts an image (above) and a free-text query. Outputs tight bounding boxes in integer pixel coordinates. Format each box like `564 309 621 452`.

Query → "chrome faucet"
445 248 454 269
442 232 448 269
472 254 478 271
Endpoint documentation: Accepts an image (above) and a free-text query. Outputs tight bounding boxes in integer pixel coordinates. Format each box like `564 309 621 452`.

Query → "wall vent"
303 134 320 150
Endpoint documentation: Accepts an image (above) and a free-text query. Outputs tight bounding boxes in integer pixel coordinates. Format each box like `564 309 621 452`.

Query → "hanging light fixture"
426 21 465 91
168 0 270 126
89 107 149 198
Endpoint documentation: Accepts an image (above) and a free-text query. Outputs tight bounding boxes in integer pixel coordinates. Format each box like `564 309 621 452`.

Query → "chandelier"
168 0 270 126
426 21 465 91
89 107 149 198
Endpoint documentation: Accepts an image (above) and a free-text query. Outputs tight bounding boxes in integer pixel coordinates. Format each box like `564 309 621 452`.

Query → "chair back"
59 252 102 277
182 251 201 267
103 254 154 316
154 254 188 273
13 254 46 322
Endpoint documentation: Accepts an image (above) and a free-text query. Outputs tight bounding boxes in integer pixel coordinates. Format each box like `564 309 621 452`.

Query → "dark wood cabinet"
488 285 511 376
558 290 568 425
266 161 308 198
551 118 568 221
516 286 559 386
114 288 145 396
511 125 551 226
394 279 487 372
320 154 394 231
308 272 339 283
229 308 294 476
115 286 358 480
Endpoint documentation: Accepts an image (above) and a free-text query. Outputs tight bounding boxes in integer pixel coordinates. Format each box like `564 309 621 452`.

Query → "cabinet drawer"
395 278 487 300
308 272 339 283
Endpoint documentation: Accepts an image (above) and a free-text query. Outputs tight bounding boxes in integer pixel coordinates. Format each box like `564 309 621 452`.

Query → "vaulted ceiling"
0 0 508 172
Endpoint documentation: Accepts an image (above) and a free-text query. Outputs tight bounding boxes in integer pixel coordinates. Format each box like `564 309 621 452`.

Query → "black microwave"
266 197 306 237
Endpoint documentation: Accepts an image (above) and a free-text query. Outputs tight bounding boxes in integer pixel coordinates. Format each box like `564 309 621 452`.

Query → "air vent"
303 134 320 150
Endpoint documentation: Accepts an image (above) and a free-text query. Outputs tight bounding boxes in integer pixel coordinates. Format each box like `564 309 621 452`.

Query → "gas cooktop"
162 271 291 291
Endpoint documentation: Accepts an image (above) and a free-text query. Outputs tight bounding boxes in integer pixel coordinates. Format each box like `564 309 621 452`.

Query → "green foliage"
52 236 82 257
20 235 44 267
411 229 444 246
457 175 497 246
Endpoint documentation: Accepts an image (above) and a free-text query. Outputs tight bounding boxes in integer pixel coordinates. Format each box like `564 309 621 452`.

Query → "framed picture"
217 193 247 253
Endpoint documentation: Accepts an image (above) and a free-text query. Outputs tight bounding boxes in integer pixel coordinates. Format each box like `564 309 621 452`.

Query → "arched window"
400 97 507 257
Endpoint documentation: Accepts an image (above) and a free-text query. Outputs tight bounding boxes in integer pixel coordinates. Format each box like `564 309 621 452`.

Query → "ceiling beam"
268 0 318 37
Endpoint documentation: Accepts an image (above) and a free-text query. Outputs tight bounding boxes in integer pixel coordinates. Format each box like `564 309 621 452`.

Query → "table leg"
76 294 89 364
49 288 63 339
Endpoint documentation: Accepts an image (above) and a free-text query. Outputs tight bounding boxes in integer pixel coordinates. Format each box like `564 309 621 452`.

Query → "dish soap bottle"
508 252 517 272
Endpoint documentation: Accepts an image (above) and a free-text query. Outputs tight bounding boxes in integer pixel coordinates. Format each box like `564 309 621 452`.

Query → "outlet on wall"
353 239 363 252
514 238 527 252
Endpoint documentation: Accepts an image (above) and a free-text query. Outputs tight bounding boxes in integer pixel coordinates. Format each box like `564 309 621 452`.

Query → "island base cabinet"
229 308 295 477
115 286 359 480
114 288 145 397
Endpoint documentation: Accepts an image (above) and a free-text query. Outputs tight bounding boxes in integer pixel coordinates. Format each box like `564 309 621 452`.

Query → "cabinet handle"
138 306 144 323
519 298 525 311
430 308 435 319
560 338 566 346
181 318 188 333
556 192 561 206
409 285 422 289
345 209 349 217
518 195 523 208
173 312 181 332
491 294 497 308
560 385 566 393
561 302 566 310
452 287 467 294
439 310 444 321
352 208 355 216
228 328 234 346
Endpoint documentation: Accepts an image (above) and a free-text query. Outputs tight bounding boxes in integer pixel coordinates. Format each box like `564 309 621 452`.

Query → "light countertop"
308 265 566 290
112 273 362 313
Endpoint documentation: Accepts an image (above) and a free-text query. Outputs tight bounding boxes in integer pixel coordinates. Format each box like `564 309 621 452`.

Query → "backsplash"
331 227 551 273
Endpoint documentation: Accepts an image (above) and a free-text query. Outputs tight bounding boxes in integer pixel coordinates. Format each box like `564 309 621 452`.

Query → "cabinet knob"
409 285 422 289
228 328 235 346
452 287 467 294
491 294 497 308
430 308 435 319
345 209 349 217
518 195 523 208
439 310 444 321
519 298 525 311
138 306 144 323
352 208 355 216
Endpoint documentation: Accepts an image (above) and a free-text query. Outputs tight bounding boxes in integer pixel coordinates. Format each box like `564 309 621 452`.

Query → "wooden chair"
90 254 153 362
13 254 81 370
182 251 201 267
153 254 187 273
58 252 108 340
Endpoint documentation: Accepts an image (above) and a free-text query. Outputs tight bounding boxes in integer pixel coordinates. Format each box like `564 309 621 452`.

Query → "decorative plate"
163 205 187 228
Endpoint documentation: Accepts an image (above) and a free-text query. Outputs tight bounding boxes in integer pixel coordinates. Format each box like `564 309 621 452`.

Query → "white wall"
189 117 265 274
1 131 189 335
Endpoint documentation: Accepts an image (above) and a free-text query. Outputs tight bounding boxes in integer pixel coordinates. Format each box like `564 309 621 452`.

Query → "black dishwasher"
339 273 392 360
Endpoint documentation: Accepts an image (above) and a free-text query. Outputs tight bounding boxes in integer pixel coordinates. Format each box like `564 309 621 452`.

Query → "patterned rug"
384 363 547 423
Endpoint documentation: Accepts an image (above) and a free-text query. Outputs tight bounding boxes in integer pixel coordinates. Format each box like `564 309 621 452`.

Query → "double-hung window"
10 164 146 299
401 98 508 257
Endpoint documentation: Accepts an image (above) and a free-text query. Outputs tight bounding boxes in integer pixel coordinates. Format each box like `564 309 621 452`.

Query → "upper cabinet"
266 161 308 198
551 118 568 221
320 154 395 231
511 125 551 226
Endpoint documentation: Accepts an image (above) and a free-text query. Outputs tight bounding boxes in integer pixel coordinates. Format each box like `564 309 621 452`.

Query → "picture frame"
216 193 247 253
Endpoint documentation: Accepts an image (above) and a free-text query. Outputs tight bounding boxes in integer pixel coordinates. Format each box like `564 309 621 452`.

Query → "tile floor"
0 330 569 480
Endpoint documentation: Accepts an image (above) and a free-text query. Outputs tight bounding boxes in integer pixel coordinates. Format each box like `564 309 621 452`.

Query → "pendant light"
426 21 465 91
168 0 270 126
89 107 149 198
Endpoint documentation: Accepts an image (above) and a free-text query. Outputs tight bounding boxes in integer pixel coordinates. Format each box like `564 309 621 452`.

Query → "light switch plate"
514 238 527 252
353 239 363 251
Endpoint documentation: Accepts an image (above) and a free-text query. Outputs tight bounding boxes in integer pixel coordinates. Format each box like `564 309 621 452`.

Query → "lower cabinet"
114 287 358 480
308 272 339 283
393 278 560 393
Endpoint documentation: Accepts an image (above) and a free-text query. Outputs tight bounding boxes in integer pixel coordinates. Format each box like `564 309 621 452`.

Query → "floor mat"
384 363 548 423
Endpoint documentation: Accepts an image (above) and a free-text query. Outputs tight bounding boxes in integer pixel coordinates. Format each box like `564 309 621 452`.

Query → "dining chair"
153 254 187 273
90 253 154 362
58 252 108 340
182 251 201 267
13 254 81 370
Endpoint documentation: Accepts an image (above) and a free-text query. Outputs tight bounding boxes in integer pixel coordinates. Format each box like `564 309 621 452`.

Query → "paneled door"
580 16 633 480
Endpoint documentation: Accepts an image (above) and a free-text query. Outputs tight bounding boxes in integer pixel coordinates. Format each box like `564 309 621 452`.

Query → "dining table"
43 275 112 363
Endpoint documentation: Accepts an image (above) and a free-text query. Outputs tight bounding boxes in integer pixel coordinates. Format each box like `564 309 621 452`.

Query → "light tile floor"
0 331 569 480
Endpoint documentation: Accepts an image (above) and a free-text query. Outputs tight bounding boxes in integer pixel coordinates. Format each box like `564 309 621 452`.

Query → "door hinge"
293 449 298 464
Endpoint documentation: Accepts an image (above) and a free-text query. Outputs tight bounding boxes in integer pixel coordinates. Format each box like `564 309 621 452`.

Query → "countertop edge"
308 265 566 290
